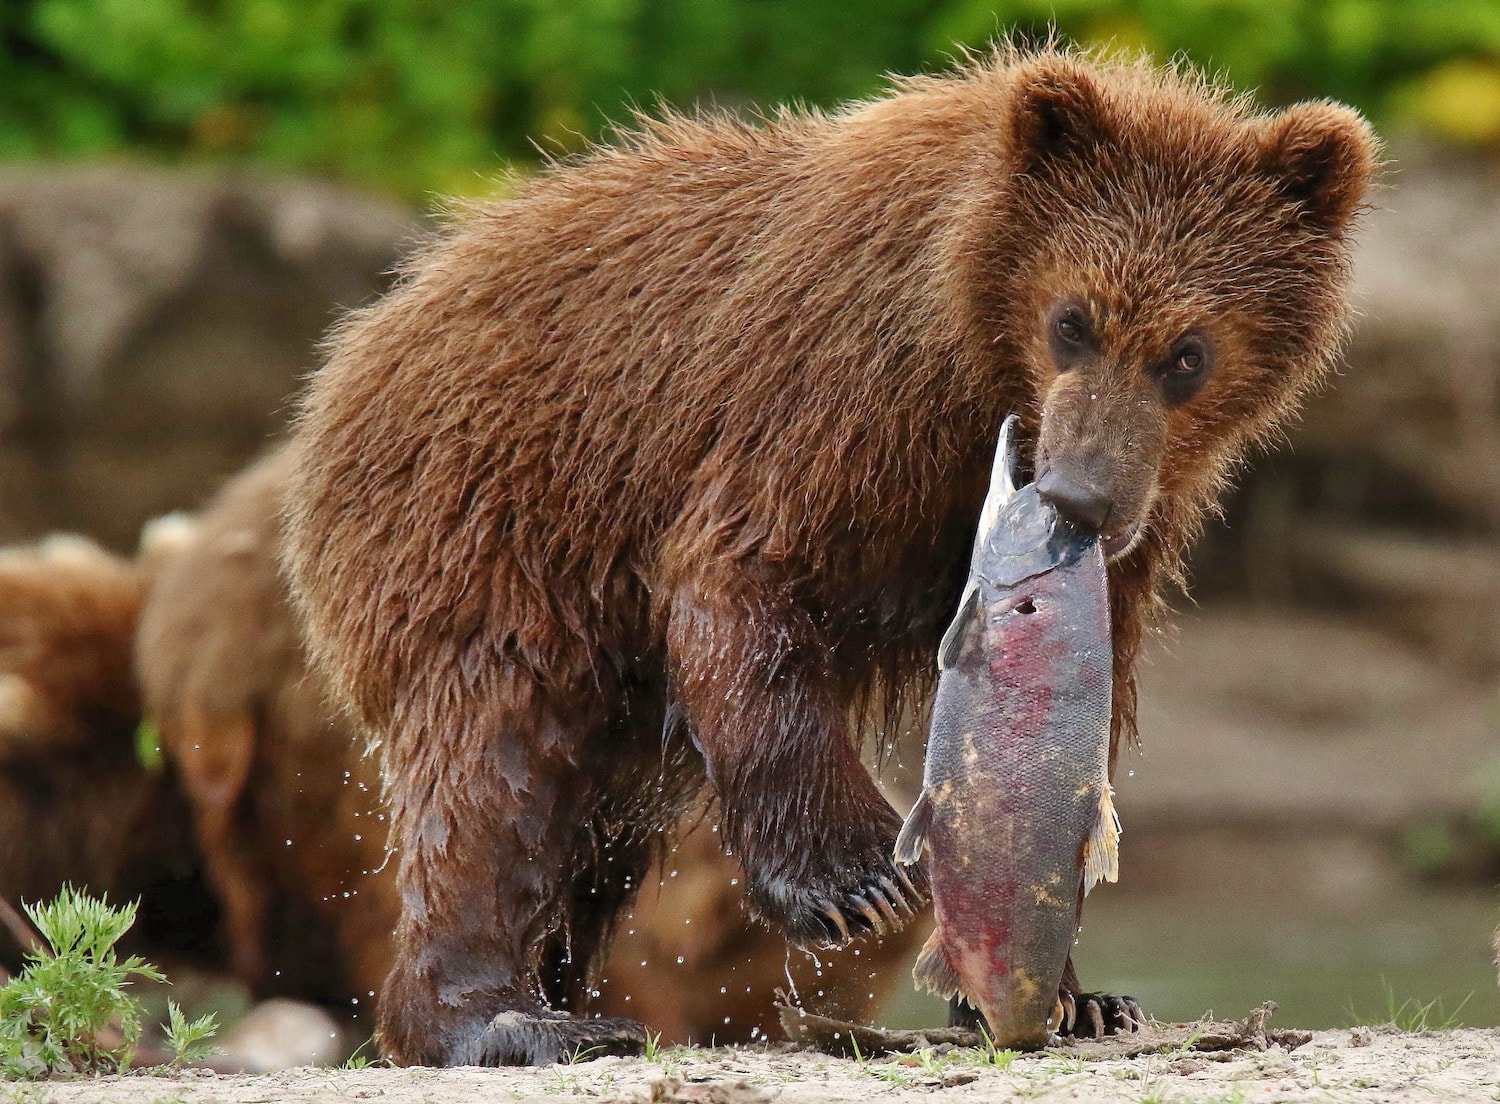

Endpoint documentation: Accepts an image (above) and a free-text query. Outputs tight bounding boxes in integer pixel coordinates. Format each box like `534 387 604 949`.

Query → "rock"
0 165 419 549
213 997 347 1072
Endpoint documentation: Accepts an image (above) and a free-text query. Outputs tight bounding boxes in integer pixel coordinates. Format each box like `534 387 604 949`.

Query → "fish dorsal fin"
1082 784 1121 894
936 581 980 671
893 789 934 865
912 929 964 1002
975 414 1022 549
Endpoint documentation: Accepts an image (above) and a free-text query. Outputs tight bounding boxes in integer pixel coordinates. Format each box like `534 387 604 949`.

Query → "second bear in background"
135 448 923 1045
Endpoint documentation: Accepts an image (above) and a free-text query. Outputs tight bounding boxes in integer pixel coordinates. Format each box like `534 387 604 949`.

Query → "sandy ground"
8 1015 1500 1104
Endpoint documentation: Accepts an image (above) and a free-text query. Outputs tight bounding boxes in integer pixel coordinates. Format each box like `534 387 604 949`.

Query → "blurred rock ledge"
0 153 1493 674
0 164 421 549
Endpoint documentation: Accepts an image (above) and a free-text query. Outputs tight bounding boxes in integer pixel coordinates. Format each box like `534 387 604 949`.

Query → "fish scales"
895 414 1118 1049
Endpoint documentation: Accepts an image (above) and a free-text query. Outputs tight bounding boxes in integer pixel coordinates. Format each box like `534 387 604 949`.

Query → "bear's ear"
1260 102 1379 230
1010 66 1114 173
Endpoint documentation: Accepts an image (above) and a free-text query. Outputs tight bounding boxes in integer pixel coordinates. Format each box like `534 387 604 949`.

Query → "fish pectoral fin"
912 929 965 1002
936 581 980 671
1082 783 1121 894
893 789 934 865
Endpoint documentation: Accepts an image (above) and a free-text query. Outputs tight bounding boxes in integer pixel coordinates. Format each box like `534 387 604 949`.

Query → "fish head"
972 416 1099 588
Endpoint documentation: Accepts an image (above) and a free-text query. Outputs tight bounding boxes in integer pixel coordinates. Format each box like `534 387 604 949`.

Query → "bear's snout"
1035 468 1112 533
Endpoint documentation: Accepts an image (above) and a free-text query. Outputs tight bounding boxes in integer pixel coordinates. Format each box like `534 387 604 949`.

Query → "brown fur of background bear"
0 535 213 972
136 450 397 1008
134 448 923 1044
283 47 1378 1065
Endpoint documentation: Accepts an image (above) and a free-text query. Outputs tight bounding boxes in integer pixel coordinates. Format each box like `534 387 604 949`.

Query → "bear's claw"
950 991 1145 1041
1057 991 1145 1039
762 859 930 948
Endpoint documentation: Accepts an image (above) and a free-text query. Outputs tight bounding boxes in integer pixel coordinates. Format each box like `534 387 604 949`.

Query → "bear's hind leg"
665 568 927 948
374 666 647 1067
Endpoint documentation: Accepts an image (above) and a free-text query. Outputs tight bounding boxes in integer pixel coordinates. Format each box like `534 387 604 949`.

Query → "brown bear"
0 533 213 972
281 46 1378 1065
135 448 400 1008
134 447 925 1043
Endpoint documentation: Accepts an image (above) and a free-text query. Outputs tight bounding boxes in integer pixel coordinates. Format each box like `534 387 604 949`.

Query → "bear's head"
982 56 1379 560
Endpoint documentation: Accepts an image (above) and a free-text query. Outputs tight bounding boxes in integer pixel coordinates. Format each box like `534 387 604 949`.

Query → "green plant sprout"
0 886 217 1079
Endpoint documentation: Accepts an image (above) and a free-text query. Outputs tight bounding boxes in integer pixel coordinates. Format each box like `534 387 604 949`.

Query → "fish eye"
1015 599 1036 615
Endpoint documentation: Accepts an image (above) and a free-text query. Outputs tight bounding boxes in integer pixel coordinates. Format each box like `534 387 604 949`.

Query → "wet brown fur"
134 448 922 1040
0 460 921 1039
282 46 1378 1065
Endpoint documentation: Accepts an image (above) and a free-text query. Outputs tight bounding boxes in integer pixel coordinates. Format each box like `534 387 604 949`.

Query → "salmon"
895 414 1119 1049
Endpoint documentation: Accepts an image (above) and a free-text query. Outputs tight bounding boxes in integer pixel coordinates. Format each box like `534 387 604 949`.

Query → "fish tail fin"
912 929 964 1001
893 789 934 865
1082 783 1121 894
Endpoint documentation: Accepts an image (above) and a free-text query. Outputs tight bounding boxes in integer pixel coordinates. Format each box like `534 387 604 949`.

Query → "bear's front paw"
751 853 929 948
456 1008 646 1066
950 991 1145 1040
1056 990 1145 1039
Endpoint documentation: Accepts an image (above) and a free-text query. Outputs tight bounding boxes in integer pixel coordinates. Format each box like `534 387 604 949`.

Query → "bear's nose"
1036 469 1112 533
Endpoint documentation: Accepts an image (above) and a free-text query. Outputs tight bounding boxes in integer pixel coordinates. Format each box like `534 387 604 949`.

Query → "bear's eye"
1159 335 1214 406
1054 316 1085 344
1046 301 1093 369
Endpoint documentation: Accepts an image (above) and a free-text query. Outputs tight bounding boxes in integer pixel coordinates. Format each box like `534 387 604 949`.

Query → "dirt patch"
11 1016 1499 1104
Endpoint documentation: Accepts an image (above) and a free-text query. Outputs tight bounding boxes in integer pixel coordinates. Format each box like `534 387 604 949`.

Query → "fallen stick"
775 992 981 1057
776 996 1311 1059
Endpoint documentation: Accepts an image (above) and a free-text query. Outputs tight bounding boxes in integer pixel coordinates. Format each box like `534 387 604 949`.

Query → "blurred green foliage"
3 0 1500 199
